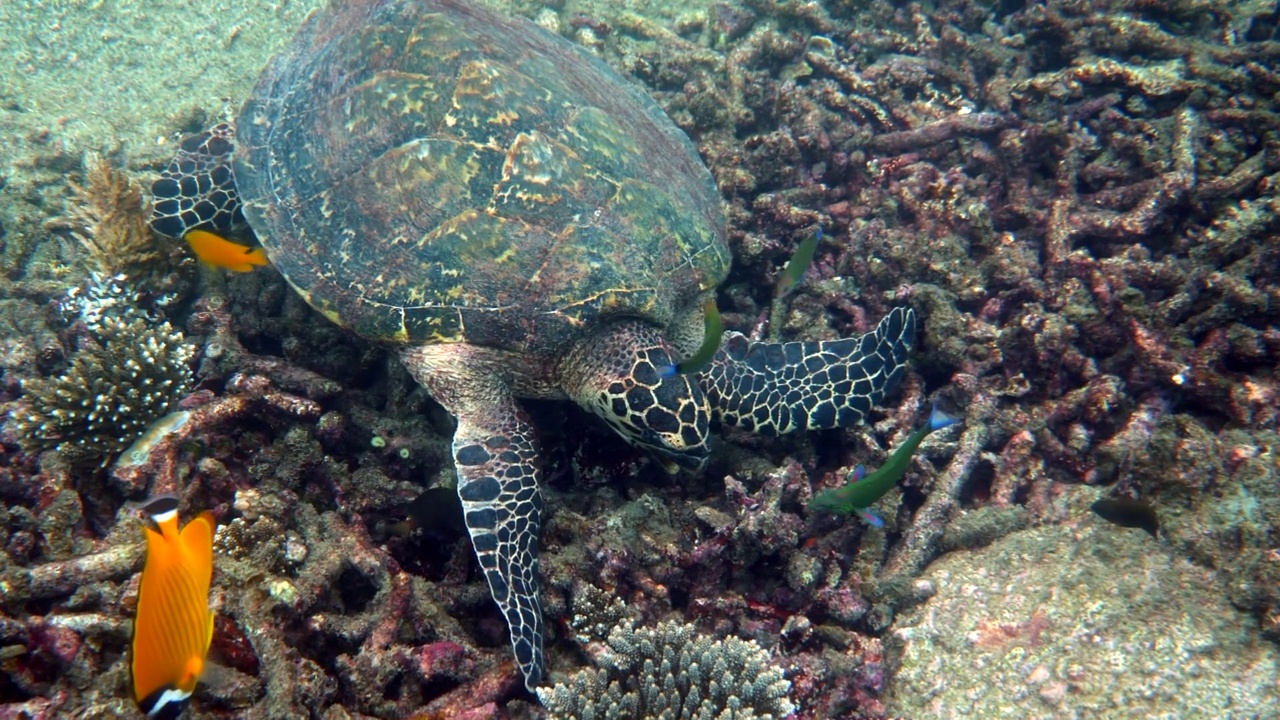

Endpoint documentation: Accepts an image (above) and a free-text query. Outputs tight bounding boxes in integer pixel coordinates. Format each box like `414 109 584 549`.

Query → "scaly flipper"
400 347 545 690
452 408 545 690
149 123 244 239
703 307 915 434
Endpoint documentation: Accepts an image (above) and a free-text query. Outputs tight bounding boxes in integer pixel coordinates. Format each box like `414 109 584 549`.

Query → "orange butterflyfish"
130 495 215 719
183 229 269 272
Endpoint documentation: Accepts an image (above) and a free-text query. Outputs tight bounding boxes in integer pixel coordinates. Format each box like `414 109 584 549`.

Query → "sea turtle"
151 0 916 691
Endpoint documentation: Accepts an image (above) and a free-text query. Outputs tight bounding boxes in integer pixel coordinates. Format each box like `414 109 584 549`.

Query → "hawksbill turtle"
150 0 916 691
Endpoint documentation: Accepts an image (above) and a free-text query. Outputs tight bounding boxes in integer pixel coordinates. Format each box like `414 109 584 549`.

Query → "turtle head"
563 320 711 473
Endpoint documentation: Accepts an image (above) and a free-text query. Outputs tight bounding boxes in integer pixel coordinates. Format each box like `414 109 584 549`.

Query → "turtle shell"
234 0 730 353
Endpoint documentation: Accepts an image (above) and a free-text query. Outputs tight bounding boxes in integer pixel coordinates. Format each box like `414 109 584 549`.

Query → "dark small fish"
1091 497 1160 538
400 486 466 540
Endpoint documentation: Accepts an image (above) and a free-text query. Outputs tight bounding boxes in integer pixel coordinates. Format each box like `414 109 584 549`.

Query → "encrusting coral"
537 615 796 720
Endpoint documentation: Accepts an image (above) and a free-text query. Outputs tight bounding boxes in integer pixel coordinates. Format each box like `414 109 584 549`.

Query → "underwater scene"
1 0 1278 717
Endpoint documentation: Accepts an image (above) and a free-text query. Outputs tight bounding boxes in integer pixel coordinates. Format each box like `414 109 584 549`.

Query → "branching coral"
10 307 194 465
567 581 633 646
537 617 796 720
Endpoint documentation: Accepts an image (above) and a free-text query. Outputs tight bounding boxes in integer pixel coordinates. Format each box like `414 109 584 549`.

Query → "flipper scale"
704 307 916 434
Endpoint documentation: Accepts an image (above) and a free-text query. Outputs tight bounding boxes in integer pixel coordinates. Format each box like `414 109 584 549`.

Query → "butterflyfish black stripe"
137 494 180 519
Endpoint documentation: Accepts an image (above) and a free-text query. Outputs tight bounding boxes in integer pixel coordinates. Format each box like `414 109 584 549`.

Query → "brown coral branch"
868 112 1013 153
43 154 165 282
1193 150 1273 201
220 587 324 718
412 666 523 720
877 393 995 592
0 541 142 604
190 299 344 400
108 381 320 497
1093 392 1168 484
990 429 1039 509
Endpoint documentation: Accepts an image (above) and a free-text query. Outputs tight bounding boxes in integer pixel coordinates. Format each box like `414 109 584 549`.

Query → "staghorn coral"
536 617 796 720
9 295 195 465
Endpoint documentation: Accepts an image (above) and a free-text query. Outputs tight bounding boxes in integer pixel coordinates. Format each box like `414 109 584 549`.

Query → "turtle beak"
649 443 709 474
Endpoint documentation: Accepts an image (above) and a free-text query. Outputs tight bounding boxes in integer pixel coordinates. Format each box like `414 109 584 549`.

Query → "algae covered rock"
887 487 1280 718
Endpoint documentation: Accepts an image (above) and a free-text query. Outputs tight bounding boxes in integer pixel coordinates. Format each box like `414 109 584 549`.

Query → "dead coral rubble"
4 0 1280 717
570 0 1280 706
618 0 1278 595
0 273 510 717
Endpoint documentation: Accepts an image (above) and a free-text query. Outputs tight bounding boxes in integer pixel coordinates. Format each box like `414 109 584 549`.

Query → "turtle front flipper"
703 306 916 434
400 347 545 691
150 123 245 239
450 410 545 690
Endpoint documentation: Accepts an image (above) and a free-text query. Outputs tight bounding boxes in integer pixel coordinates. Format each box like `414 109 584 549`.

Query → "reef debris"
1 0 1279 717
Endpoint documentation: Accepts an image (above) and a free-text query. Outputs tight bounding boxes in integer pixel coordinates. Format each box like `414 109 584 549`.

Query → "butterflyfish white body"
130 495 215 719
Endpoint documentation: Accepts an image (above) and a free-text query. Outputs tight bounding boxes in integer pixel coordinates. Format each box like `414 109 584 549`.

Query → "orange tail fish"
184 229 268 272
131 495 215 718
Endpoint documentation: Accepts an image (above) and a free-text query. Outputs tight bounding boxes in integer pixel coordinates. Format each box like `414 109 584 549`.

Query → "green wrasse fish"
810 402 960 526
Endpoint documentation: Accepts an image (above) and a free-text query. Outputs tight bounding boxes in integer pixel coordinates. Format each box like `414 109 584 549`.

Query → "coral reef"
540 0 1280 713
1 0 1279 717
536 614 795 720
42 155 161 281
8 278 195 465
